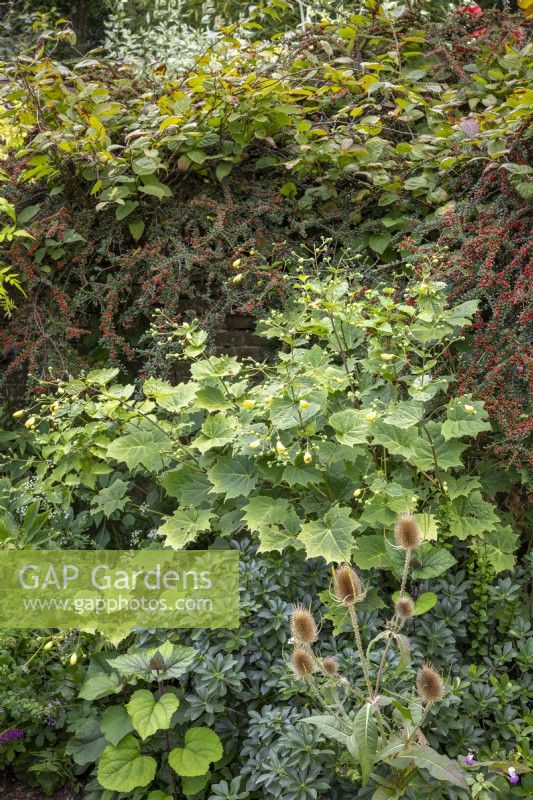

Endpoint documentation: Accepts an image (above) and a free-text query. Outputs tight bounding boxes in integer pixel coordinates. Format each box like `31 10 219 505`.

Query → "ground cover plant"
0 2 531 799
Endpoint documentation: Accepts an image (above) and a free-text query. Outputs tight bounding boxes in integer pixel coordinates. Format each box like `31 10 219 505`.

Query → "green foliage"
77 639 224 796
0 199 29 315
1 251 517 577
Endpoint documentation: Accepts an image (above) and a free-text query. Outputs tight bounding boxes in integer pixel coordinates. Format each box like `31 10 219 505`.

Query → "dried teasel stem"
373 631 394 697
399 549 411 598
348 604 373 699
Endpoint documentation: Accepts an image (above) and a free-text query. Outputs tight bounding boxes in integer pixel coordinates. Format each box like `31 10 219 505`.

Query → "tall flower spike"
395 513 422 550
290 605 318 644
416 663 445 703
334 564 363 606
291 648 317 678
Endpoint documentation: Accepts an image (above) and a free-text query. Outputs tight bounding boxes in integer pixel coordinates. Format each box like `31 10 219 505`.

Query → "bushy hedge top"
0 3 531 466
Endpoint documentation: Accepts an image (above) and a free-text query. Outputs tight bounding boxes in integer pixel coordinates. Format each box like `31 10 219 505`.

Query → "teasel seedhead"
321 656 339 677
395 596 415 619
334 564 363 606
395 513 422 550
291 647 317 678
290 605 318 644
416 663 445 703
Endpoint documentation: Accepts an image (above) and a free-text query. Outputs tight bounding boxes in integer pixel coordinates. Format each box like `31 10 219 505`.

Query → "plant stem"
348 605 373 699
157 672 178 800
399 551 411 597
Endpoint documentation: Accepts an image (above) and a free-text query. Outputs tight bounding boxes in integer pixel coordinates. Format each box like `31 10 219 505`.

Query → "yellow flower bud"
12 409 25 419
299 399 310 410
353 488 362 498
364 410 378 423
380 353 394 362
242 399 255 409
249 439 261 449
43 641 54 651
303 450 312 464
232 258 241 268
464 404 475 414
69 652 78 666
276 440 286 453
25 417 36 429
231 273 243 284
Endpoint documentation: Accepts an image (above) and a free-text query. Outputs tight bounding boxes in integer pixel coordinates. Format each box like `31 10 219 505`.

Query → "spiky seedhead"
321 656 339 677
416 663 445 703
395 596 415 619
395 513 422 550
291 648 317 678
290 605 318 644
334 564 363 606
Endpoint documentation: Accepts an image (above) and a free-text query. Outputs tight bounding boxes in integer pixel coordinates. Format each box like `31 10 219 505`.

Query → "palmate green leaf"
484 525 519 573
143 378 198 413
444 474 481 500
448 491 499 539
441 397 491 441
353 535 391 570
282 461 322 486
329 409 370 445
353 703 378 786
91 479 129 517
126 689 179 740
160 467 212 505
414 513 438 541
195 386 233 411
169 727 223 777
299 504 359 563
100 705 133 746
243 495 293 531
194 414 235 453
158 507 214 549
97 734 157 792
257 525 304 554
408 426 468 472
244 494 303 551
399 744 468 790
107 423 169 471
86 368 120 385
207 456 257 499
382 401 424 429
410 545 456 580
444 299 479 330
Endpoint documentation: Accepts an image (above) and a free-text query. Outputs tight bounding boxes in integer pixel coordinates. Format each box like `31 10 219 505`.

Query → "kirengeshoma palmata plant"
289 514 469 796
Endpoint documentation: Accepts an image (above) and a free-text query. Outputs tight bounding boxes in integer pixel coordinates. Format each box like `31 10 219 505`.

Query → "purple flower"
463 752 475 766
0 728 24 744
507 767 519 785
